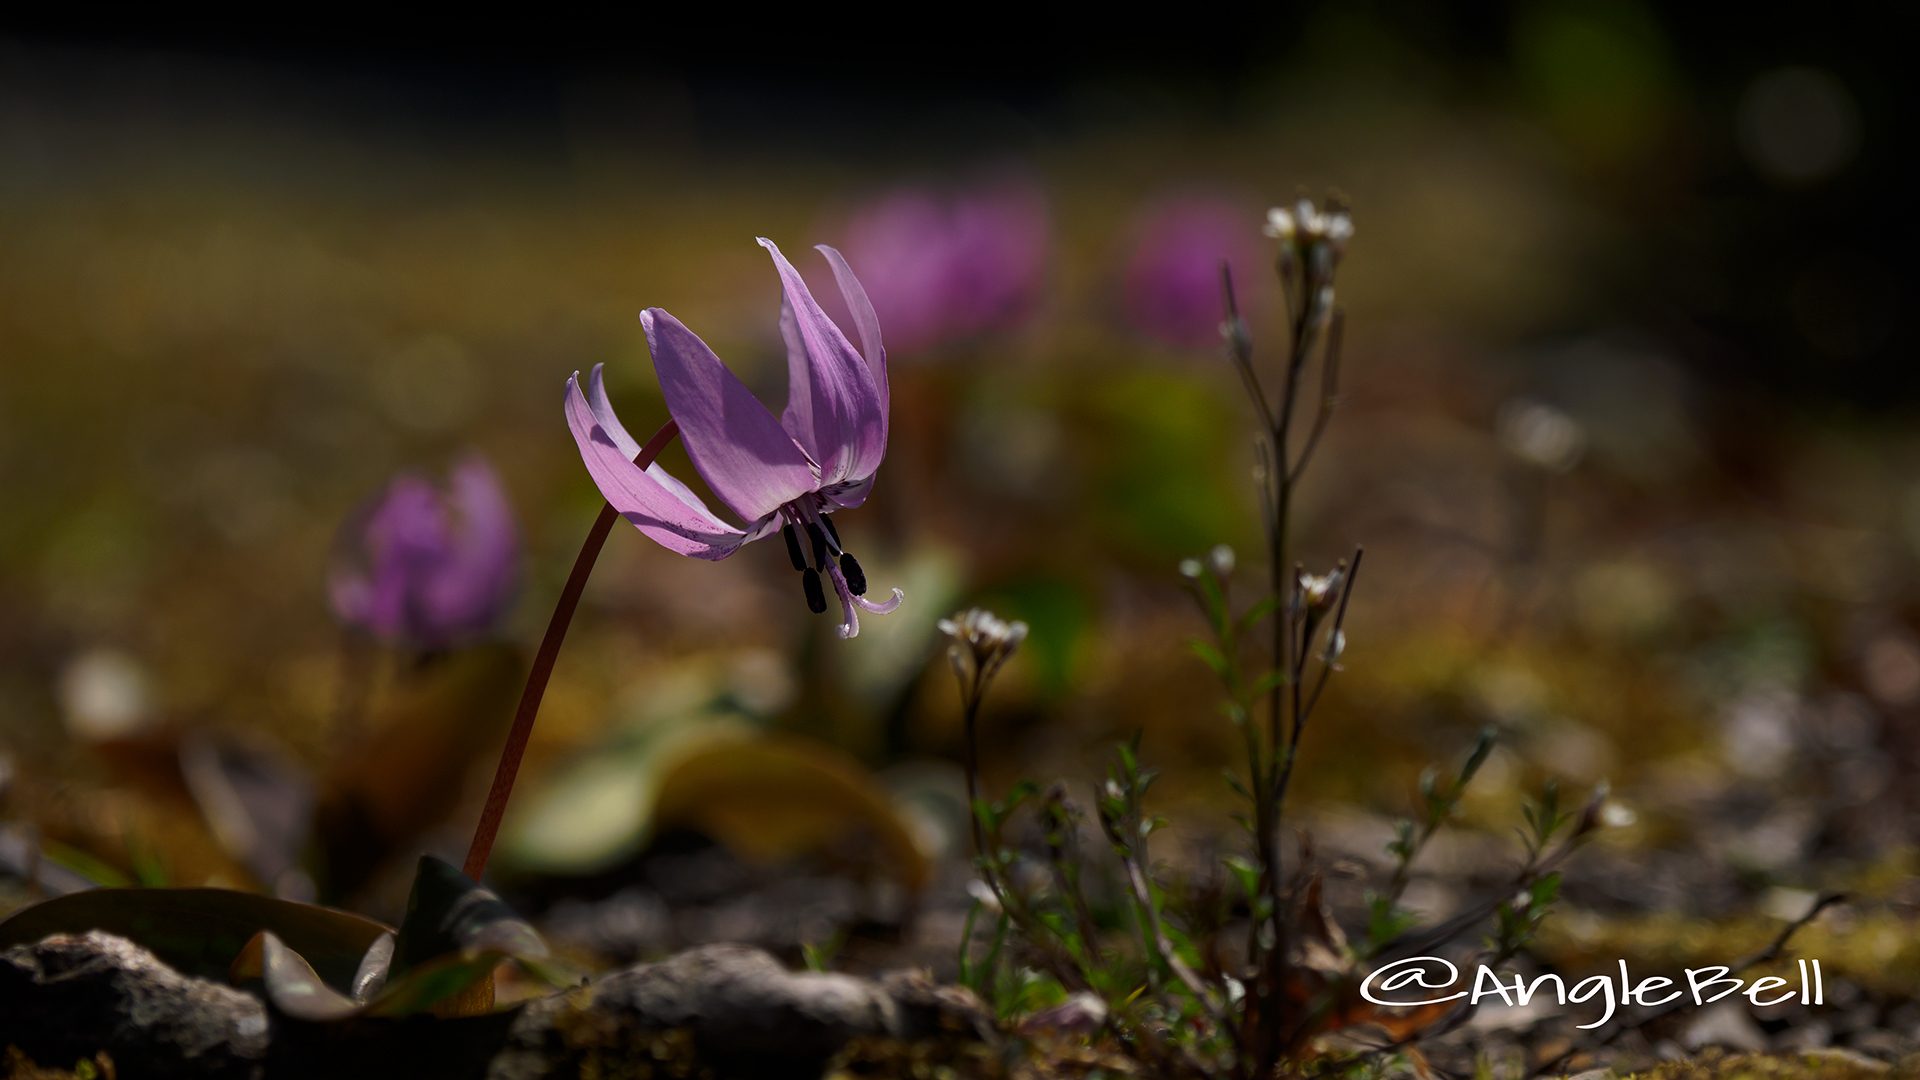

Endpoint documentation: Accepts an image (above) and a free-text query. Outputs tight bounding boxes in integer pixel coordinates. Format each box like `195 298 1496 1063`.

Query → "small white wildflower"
1322 211 1355 246
1178 557 1205 581
1294 198 1321 233
1208 544 1236 578
1267 197 1353 281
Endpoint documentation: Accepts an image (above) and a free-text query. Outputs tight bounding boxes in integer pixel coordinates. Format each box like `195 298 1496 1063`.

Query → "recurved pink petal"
584 363 728 525
566 371 752 560
821 472 875 511
585 363 643 460
760 238 886 489
816 243 888 415
641 308 819 524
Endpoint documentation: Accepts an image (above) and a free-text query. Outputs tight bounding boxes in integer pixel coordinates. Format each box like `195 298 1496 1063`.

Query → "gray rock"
1681 1000 1767 1053
490 944 991 1079
1 933 991 1079
0 931 268 1079
1774 1017 1835 1051
1847 1028 1911 1061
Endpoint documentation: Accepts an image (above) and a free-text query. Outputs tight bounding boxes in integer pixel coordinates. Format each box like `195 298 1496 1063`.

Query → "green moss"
1614 1048 1913 1079
1539 909 1920 998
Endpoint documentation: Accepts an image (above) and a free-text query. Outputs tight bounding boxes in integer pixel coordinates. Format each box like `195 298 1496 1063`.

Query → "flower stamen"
777 500 899 627
780 524 807 571
806 522 831 567
838 552 868 596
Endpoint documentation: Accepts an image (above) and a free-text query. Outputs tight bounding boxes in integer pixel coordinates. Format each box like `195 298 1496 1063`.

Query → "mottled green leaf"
0 887 390 988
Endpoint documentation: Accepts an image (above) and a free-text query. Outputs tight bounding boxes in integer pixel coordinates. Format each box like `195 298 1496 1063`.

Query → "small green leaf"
1235 596 1281 637
1459 727 1496 787
1387 818 1416 859
1186 639 1231 680
801 932 845 973
1529 871 1563 909
1187 572 1228 633
1249 669 1288 699
1222 769 1252 801
1222 855 1260 901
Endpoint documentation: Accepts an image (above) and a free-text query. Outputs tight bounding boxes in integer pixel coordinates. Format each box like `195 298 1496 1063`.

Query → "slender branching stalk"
1218 196 1354 1072
943 611 1098 997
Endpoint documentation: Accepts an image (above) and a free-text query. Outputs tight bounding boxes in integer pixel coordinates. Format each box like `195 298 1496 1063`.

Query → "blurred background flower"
1120 194 1266 349
329 456 520 650
831 177 1050 355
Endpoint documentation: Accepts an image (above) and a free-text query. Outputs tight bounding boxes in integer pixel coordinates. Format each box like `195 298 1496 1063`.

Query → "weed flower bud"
1223 310 1254 356
1572 782 1622 839
939 607 1029 696
1308 283 1336 326
1296 569 1344 614
1322 629 1347 668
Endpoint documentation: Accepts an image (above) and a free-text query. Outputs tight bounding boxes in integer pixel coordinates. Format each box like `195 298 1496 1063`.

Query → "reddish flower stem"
463 419 680 880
